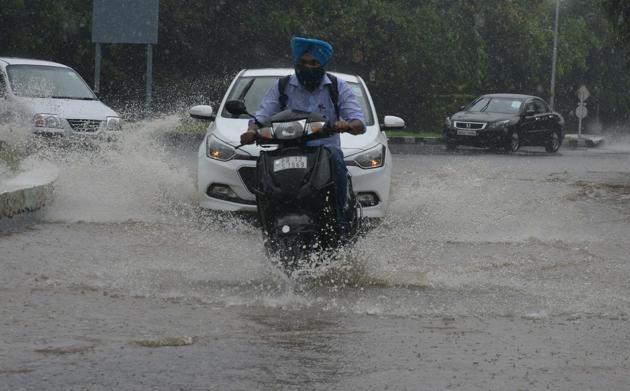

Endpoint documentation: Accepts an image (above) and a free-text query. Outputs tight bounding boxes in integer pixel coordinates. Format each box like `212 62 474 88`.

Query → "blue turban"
291 36 333 66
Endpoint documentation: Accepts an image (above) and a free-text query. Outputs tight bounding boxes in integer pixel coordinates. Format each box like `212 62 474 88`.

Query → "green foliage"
1 0 630 129
602 0 630 55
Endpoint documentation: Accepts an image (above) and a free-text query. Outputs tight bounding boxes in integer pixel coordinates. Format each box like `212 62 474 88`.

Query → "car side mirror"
189 105 215 121
460 105 466 110
382 115 405 129
224 99 254 118
524 109 535 117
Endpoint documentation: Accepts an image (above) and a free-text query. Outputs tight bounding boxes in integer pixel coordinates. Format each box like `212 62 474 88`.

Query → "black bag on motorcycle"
255 146 338 235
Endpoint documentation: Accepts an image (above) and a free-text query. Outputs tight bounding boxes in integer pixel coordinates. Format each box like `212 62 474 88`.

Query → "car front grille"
238 167 258 194
67 119 102 133
454 121 486 130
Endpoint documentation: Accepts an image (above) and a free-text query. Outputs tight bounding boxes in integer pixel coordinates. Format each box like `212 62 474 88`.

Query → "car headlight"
444 117 452 128
106 116 122 130
349 144 386 169
488 119 510 130
34 113 63 129
206 135 236 161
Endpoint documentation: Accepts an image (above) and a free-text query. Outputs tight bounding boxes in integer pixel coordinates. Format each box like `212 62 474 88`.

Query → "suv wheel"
505 130 520 152
445 139 457 150
545 130 561 153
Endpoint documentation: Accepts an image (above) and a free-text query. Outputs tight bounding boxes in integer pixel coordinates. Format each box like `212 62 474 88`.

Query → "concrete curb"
389 143 447 155
564 134 604 148
0 157 58 218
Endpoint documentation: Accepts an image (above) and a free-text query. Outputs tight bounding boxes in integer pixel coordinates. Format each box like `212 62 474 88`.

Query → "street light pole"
550 0 560 110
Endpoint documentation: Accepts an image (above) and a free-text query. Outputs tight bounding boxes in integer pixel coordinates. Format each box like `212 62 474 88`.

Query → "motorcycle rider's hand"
334 120 351 133
240 130 258 145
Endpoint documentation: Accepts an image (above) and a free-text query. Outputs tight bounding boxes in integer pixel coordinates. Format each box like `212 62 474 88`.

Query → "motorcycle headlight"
488 119 510 130
34 113 63 129
273 120 306 140
206 135 236 161
106 116 122 130
349 144 386 169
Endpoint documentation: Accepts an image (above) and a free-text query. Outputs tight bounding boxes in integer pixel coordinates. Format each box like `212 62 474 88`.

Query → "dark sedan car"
443 94 565 152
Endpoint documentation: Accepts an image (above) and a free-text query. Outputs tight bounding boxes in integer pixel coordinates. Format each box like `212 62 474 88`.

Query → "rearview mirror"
225 100 252 118
189 105 215 120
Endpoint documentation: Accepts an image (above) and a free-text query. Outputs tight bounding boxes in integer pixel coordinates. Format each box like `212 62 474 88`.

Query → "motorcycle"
225 100 362 272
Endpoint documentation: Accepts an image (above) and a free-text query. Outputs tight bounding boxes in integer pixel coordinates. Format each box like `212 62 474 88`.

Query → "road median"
0 157 58 218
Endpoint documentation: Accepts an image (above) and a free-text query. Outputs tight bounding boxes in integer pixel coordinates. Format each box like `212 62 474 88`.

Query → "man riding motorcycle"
240 36 366 236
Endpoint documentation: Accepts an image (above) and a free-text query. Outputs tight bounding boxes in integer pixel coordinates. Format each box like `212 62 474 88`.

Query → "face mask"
295 64 325 92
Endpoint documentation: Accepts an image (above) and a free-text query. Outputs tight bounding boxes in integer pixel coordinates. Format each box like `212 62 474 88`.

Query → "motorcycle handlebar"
253 122 337 146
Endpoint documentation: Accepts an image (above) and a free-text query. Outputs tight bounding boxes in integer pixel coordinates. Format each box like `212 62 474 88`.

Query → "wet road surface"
1 122 629 390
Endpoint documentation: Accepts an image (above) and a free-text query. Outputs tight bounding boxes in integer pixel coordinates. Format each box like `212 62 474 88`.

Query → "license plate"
457 129 477 136
273 156 307 172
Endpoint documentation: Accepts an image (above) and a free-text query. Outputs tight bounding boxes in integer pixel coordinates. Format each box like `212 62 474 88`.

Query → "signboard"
575 86 590 136
575 104 588 119
92 0 159 44
577 85 590 101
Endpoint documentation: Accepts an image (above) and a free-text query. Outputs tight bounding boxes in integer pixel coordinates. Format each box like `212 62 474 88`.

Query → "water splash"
32 115 197 223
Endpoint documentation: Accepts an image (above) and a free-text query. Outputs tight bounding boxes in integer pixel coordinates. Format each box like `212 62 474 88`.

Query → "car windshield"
6 64 96 99
221 76 374 126
467 97 523 114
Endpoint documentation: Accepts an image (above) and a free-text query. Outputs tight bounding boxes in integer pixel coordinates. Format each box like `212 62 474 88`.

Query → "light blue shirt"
254 74 365 148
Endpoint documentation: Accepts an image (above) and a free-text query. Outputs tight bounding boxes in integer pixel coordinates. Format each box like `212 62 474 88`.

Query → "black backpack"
277 73 340 120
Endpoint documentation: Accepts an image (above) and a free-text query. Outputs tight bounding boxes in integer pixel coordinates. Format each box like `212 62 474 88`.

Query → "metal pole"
549 0 560 110
145 44 153 118
578 109 583 138
94 42 101 94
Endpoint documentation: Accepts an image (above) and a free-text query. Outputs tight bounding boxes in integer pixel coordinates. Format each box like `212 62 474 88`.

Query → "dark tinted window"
533 99 549 113
524 101 535 113
467 97 524 114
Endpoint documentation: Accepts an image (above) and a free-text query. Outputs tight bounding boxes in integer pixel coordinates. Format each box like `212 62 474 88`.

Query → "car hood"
212 118 381 156
451 111 518 123
11 96 119 119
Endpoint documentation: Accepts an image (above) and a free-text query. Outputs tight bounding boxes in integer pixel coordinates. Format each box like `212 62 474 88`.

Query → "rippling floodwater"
2 119 630 390
6 119 630 319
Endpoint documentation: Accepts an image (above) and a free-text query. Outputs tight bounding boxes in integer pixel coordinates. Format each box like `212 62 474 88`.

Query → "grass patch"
173 120 208 135
385 130 442 138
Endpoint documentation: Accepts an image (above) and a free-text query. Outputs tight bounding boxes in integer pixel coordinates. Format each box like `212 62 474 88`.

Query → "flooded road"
1 121 630 390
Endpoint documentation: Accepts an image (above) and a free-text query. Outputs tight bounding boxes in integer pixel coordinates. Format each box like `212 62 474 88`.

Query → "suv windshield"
6 65 96 99
467 97 523 114
221 76 374 125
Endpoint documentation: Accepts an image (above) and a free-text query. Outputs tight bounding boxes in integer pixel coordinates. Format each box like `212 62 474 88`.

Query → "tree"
601 0 630 60
1 0 628 129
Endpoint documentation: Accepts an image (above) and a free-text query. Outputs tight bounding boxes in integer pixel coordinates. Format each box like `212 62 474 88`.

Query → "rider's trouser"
326 146 349 234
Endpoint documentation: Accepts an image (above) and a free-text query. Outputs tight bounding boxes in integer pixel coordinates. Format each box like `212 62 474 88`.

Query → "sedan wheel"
505 131 520 152
545 130 561 153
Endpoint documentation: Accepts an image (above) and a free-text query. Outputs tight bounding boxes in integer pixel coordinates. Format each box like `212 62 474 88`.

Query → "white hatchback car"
0 57 121 137
190 68 404 218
